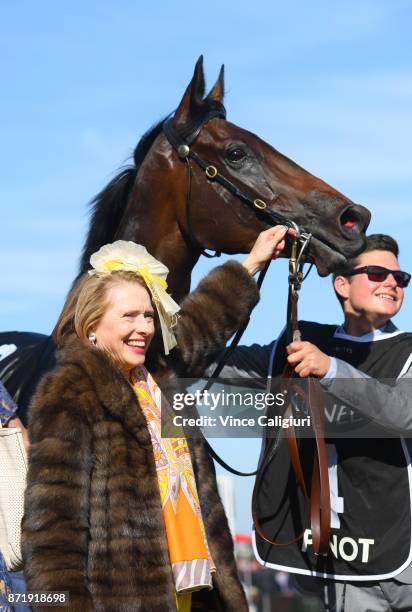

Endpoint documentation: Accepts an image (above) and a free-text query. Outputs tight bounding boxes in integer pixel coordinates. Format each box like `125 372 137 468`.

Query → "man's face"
334 250 404 330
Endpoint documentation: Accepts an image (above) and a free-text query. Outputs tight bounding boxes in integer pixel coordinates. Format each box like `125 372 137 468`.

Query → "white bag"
0 424 27 570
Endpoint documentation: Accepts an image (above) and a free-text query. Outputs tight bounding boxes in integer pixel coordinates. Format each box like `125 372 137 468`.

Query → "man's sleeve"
204 339 279 381
320 358 412 433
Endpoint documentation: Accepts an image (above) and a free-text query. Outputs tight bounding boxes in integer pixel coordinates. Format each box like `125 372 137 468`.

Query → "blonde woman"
22 227 290 611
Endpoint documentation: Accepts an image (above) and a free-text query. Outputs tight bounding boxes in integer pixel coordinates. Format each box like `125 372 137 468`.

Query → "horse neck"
115 152 200 303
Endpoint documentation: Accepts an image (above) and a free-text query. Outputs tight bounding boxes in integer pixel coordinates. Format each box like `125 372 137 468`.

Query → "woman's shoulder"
35 336 99 398
28 336 125 429
52 335 125 384
29 337 134 426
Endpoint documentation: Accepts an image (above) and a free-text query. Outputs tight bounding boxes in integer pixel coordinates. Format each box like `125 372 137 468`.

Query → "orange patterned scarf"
130 367 215 600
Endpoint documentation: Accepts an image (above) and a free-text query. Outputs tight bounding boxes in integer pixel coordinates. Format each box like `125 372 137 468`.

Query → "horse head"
169 57 369 272
81 57 370 301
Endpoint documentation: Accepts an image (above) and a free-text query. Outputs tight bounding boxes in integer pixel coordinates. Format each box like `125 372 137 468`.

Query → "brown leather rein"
251 237 331 555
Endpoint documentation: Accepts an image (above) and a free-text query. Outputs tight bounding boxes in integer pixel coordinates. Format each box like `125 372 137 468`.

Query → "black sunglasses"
344 265 411 288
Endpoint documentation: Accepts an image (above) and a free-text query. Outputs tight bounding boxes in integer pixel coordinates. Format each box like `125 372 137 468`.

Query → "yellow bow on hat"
89 241 180 355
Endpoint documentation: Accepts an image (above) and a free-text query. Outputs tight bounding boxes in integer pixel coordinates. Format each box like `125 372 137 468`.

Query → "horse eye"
226 147 247 163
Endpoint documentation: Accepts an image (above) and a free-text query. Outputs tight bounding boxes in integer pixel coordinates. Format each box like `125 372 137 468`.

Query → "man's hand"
242 225 296 276
286 341 331 378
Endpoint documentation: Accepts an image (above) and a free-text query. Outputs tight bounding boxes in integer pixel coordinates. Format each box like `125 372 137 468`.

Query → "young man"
283 234 412 611
217 234 412 611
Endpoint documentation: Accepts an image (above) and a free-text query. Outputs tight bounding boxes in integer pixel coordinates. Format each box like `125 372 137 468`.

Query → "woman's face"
92 280 155 373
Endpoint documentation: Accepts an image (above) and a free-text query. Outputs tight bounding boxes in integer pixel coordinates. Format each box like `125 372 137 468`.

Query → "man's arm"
287 341 412 433
321 358 412 433
204 340 278 381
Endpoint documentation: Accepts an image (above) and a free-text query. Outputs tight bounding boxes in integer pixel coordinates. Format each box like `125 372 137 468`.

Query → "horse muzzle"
293 198 371 276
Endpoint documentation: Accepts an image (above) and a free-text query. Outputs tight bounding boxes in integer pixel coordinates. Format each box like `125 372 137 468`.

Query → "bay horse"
0 57 370 423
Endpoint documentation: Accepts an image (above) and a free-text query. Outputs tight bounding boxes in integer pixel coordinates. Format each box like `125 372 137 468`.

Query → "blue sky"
2 0 412 532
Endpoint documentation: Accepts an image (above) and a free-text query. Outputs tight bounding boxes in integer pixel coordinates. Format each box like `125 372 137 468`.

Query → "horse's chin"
306 236 349 276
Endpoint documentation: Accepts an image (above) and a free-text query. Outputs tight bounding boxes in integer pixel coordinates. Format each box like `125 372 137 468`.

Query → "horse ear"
206 65 225 102
173 55 205 126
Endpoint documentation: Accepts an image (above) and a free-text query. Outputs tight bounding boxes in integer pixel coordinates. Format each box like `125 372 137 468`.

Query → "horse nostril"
340 208 360 231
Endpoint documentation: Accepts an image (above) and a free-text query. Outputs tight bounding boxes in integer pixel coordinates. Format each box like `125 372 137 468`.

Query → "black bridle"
162 110 312 258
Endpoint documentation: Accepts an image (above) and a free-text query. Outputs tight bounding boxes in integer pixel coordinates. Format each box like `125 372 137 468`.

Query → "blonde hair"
53 271 148 347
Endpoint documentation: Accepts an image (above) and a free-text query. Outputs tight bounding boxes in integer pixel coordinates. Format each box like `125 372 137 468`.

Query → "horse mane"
78 118 166 275
78 96 226 277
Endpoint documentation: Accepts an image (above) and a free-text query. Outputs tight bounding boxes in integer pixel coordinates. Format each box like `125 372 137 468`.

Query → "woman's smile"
92 281 155 372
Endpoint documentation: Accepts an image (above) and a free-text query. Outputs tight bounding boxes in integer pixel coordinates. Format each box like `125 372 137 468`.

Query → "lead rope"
252 233 331 555
200 260 272 477
200 235 313 480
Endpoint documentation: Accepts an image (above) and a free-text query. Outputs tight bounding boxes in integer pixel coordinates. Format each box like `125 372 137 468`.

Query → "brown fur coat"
22 262 258 611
